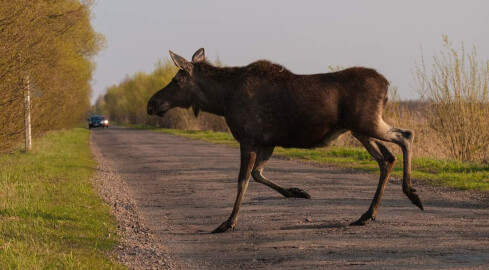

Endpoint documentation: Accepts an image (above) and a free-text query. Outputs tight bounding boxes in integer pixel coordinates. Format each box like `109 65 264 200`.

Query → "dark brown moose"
147 48 423 233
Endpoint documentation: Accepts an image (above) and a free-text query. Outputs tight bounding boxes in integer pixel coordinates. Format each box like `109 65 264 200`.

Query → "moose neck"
193 63 237 116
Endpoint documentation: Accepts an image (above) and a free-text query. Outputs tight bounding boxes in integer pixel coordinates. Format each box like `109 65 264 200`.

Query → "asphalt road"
91 126 489 269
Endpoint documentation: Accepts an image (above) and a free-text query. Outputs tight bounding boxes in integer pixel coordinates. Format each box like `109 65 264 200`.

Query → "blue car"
88 115 109 129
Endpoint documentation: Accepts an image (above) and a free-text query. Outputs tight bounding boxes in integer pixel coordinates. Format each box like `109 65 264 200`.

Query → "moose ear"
169 50 193 75
192 48 205 62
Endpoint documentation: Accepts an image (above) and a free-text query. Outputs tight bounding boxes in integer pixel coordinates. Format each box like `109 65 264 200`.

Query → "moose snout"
147 99 160 115
147 101 156 115
147 99 169 116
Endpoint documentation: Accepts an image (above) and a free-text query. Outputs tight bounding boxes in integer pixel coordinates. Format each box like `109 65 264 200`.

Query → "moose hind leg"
350 135 396 226
251 146 311 199
373 122 424 210
393 127 424 210
212 144 257 233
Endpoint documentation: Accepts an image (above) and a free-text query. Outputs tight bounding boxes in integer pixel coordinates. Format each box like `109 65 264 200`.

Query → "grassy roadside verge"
124 124 489 192
0 128 123 269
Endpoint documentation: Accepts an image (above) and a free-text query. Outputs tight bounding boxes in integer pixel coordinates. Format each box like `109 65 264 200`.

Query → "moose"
147 48 423 233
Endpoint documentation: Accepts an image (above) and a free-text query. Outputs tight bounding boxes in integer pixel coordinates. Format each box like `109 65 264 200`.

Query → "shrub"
413 36 489 162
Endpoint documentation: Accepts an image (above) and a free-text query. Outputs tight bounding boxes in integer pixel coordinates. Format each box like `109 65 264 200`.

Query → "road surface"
91 126 489 269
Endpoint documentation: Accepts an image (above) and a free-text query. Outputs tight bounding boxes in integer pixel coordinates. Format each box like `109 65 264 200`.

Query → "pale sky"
90 0 489 103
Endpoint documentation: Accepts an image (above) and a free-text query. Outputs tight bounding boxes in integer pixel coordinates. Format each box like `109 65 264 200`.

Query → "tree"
0 0 104 153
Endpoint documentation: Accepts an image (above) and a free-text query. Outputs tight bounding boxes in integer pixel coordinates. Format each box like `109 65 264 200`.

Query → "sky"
90 0 489 104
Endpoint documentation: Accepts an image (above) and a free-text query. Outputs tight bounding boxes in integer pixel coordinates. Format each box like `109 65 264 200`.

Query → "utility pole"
25 75 32 151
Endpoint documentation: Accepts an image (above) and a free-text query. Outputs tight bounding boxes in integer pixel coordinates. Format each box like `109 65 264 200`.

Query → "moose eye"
172 77 182 85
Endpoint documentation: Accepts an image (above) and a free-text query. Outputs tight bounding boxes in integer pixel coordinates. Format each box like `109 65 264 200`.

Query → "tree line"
0 0 104 153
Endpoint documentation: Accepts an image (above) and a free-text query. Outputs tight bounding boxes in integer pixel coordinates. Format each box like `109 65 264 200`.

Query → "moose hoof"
349 214 374 226
284 188 311 199
211 220 236 233
405 189 424 210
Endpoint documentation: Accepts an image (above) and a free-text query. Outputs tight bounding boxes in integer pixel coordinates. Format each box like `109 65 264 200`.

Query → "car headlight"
104 120 109 124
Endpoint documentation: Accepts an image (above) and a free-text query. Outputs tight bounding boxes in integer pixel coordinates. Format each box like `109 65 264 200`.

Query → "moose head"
147 48 206 117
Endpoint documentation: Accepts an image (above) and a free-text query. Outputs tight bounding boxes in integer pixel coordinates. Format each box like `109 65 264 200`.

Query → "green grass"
123 124 489 192
0 128 124 269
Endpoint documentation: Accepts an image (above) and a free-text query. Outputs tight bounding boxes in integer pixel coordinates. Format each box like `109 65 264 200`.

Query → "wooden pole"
25 75 32 151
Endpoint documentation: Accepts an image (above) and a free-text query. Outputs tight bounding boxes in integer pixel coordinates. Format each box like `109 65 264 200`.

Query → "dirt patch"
91 135 179 269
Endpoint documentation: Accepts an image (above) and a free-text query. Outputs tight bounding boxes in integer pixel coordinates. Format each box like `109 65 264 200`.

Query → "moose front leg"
212 144 257 233
252 146 311 199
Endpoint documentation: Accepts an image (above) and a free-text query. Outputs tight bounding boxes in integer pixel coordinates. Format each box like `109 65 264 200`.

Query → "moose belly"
227 100 341 148
261 122 346 149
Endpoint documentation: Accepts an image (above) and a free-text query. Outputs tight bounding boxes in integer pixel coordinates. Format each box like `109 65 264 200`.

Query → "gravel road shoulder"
91 135 179 269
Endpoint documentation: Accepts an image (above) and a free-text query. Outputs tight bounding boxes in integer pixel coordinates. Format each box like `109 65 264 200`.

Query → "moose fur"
147 48 423 233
